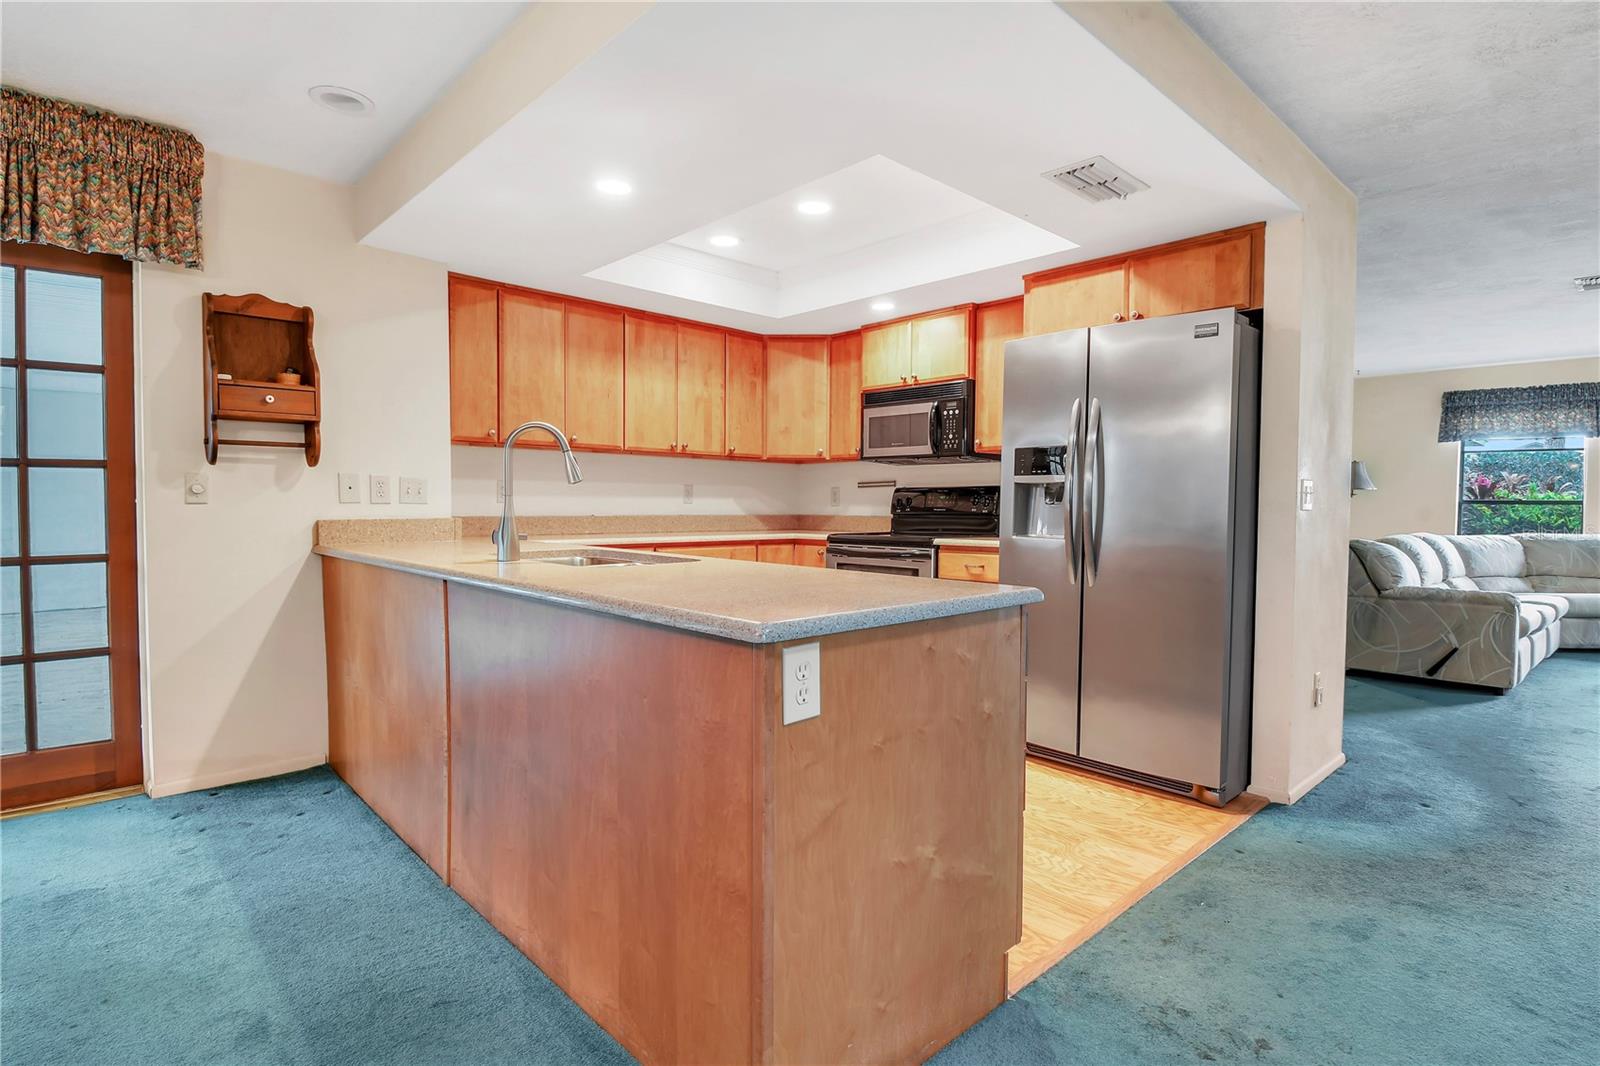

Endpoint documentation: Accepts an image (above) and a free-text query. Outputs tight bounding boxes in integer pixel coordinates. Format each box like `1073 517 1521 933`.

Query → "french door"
1 242 142 809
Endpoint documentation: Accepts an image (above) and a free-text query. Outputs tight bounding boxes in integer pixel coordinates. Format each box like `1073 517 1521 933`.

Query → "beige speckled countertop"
313 536 1039 645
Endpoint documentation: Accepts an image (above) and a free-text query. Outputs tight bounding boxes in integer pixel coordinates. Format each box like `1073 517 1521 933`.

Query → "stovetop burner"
827 485 1000 545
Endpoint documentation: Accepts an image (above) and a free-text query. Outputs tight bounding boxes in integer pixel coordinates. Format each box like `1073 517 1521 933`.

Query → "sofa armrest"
1379 586 1519 610
1347 585 1522 689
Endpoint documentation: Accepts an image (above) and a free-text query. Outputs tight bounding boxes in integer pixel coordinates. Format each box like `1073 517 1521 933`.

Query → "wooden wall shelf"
203 293 322 465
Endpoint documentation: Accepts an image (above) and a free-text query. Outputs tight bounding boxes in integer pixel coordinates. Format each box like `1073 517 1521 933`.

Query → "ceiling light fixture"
709 234 741 248
594 177 634 197
308 85 375 116
870 299 895 312
796 199 832 216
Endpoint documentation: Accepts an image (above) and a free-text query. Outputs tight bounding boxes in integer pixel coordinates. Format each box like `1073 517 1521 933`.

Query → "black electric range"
825 486 999 578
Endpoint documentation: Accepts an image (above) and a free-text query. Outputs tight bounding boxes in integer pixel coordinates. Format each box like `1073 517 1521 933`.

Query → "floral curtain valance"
1 86 204 268
1438 381 1600 443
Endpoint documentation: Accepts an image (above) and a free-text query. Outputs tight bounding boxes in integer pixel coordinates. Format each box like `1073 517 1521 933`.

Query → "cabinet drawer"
216 382 317 419
937 549 999 583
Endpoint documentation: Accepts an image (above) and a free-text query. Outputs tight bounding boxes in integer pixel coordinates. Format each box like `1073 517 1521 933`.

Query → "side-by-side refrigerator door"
1077 311 1243 788
1000 329 1089 758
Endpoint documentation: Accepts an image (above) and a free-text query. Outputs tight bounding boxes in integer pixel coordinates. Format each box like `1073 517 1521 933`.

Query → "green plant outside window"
1458 435 1584 535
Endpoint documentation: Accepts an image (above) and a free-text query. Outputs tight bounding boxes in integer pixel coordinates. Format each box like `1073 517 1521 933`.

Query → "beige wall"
137 153 453 797
1351 357 1600 539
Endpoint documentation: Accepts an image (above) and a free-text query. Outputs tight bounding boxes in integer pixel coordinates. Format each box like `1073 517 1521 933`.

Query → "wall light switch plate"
399 477 427 504
369 475 392 504
830 485 841 507
1313 671 1325 707
1298 478 1316 511
184 471 208 505
338 472 360 504
781 642 821 725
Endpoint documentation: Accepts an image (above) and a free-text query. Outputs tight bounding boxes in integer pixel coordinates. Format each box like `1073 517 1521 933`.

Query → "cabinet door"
758 542 796 565
725 334 765 458
448 277 499 442
500 291 565 444
765 337 829 459
861 320 910 388
794 542 828 568
910 306 971 383
827 331 862 459
1023 263 1127 335
625 314 678 453
676 323 725 456
1127 231 1254 319
973 298 1022 455
563 303 624 450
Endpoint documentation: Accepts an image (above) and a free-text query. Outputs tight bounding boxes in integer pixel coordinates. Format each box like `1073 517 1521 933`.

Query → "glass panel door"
1 243 141 809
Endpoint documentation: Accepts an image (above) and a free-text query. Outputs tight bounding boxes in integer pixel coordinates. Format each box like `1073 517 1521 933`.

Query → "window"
1458 434 1584 534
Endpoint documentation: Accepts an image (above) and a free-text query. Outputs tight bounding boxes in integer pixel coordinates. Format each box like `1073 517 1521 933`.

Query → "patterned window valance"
1 86 204 268
1438 381 1600 442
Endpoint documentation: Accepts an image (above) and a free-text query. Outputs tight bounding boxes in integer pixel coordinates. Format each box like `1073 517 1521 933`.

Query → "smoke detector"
1043 156 1149 203
1574 275 1600 292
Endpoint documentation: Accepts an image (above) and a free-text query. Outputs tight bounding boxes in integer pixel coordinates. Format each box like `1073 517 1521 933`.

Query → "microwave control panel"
936 400 964 453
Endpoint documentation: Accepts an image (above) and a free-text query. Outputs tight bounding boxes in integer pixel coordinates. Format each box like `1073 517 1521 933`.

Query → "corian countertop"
548 530 1001 550
313 537 1039 645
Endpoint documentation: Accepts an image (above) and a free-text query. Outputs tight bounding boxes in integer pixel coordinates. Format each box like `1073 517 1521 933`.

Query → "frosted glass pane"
26 369 104 459
1 367 14 459
28 468 106 555
0 664 23 755
31 562 107 653
1 466 16 556
1 565 19 656
1 266 13 361
25 270 101 365
35 655 111 749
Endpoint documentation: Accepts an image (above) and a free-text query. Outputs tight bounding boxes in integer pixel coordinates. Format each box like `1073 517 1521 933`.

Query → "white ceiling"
365 1 1295 335
1175 1 1600 377
589 154 1076 319
0 1 525 183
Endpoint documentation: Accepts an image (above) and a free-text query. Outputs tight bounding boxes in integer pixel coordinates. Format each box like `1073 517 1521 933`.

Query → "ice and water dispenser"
1009 445 1071 539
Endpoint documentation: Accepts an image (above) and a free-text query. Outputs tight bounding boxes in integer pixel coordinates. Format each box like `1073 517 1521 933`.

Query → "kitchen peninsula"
315 521 1040 1065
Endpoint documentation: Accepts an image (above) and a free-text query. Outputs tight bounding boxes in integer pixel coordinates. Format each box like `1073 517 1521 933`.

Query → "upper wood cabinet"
624 314 678 453
676 322 726 457
862 319 911 389
1023 262 1127 336
725 334 764 459
828 331 862 460
861 306 972 389
1127 229 1258 320
765 337 829 460
499 290 565 446
973 299 1022 455
564 302 625 451
448 277 499 443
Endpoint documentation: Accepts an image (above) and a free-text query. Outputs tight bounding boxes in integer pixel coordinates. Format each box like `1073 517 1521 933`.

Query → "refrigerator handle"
1066 397 1083 585
1084 397 1103 586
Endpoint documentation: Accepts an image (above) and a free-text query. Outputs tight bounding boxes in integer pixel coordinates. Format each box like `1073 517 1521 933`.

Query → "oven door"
825 544 935 578
860 400 938 460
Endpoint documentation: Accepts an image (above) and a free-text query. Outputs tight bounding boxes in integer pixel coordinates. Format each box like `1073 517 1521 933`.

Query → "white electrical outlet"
399 477 427 504
1298 478 1316 511
338 472 360 504
184 471 209 505
369 475 392 504
781 642 822 725
683 483 694 505
496 478 506 503
1312 671 1325 707
830 485 840 507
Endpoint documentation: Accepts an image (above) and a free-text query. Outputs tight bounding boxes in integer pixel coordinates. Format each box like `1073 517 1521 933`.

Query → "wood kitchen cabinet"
676 322 726 456
757 542 796 565
1127 228 1258 320
937 548 1000 583
725 334 764 458
625 314 678 453
973 298 1023 455
1023 261 1128 336
499 290 564 444
563 302 625 450
448 276 499 443
828 330 862 459
862 319 911 389
862 307 972 388
765 337 829 460
795 541 828 568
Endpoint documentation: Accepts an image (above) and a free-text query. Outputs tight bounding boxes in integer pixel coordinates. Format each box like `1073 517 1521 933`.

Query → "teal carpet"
3 654 1596 1065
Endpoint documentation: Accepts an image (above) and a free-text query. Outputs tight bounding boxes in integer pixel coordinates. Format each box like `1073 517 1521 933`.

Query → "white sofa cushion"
1351 540 1421 591
1382 534 1446 586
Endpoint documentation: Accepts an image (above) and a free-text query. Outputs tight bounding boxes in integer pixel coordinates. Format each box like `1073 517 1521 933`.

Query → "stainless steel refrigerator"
1000 310 1259 805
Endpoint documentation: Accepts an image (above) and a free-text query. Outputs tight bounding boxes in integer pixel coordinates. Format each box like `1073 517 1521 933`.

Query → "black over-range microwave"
860 379 995 464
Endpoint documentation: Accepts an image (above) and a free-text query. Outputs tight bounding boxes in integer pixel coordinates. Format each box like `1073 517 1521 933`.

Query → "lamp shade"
1350 460 1377 494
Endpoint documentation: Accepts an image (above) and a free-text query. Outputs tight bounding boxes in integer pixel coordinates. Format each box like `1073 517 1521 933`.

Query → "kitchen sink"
521 549 696 567
534 555 635 567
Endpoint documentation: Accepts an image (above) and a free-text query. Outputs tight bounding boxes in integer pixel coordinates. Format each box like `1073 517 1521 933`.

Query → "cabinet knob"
1112 313 1125 323
727 447 735 455
569 435 577 444
816 448 824 457
263 394 276 405
911 375 920 383
900 376 908 383
1130 310 1144 320
488 428 498 439
975 437 982 446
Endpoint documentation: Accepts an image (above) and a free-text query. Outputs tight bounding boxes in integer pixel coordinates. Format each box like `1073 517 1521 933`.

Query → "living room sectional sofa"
1347 533 1600 691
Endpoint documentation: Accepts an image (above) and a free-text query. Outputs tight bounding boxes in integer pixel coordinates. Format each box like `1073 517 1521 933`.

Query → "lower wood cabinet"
938 548 999 583
795 541 828 568
758 542 796 565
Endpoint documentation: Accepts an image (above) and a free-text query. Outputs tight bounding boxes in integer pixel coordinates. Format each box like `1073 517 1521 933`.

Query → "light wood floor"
1009 757 1266 992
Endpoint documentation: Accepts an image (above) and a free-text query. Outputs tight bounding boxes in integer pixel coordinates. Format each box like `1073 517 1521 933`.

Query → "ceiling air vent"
1043 156 1149 204
1574 274 1600 292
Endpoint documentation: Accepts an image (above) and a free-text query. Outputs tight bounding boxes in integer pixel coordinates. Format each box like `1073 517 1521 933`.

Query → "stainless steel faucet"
493 421 583 562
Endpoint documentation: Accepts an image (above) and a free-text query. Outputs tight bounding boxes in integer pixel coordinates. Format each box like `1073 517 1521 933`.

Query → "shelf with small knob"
203 292 322 465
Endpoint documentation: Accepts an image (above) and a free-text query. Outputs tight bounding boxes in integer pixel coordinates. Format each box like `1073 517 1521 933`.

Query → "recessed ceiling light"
594 177 633 197
796 199 832 216
870 299 895 312
308 85 374 116
709 234 740 248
